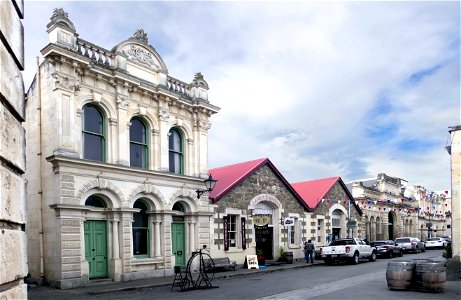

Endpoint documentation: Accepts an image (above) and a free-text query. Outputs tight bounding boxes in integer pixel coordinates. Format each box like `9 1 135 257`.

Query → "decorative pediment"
112 30 168 73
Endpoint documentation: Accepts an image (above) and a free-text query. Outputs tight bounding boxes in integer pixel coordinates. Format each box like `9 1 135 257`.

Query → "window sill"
225 248 245 253
131 257 163 266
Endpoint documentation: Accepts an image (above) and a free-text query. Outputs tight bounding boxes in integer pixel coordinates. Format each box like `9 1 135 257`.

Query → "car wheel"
399 250 403 257
369 251 377 262
352 252 360 265
415 246 420 253
421 247 425 253
388 251 393 259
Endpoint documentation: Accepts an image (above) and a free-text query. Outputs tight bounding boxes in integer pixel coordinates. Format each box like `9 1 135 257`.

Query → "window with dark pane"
228 215 237 247
82 104 105 162
133 200 149 256
130 117 148 169
168 128 183 174
84 196 106 208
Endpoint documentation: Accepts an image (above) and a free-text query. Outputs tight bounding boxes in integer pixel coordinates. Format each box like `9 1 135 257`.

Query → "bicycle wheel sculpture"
184 246 215 289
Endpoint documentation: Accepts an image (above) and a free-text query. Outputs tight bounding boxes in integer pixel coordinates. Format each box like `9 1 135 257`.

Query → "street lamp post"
196 174 217 199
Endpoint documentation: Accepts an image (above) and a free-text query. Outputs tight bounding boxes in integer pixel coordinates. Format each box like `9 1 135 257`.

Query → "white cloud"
23 1 460 191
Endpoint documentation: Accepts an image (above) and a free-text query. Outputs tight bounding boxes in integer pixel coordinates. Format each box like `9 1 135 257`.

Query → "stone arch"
388 211 397 240
168 120 193 142
168 189 198 212
127 183 166 209
249 194 282 209
76 93 117 120
76 178 124 208
127 110 159 133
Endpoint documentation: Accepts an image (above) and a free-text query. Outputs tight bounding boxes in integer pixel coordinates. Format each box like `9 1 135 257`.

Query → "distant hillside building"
25 8 218 288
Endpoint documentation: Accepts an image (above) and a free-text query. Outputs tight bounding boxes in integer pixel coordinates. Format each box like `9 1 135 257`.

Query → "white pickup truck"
320 238 377 265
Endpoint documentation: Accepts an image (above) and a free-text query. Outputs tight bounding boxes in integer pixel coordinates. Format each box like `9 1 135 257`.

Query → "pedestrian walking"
304 240 315 263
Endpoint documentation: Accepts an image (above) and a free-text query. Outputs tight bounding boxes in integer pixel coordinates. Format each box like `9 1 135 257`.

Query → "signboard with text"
246 255 259 269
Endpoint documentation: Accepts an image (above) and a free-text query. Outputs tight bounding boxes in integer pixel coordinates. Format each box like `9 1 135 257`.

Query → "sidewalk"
28 259 321 299
27 259 461 299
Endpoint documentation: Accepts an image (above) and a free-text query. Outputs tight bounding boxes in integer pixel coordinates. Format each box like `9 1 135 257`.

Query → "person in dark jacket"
304 240 315 263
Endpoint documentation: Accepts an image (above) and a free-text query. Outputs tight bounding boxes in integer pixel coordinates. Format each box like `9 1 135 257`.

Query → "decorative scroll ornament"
126 45 159 69
51 8 69 21
159 109 170 121
253 215 271 227
133 29 148 44
116 95 130 110
51 72 80 92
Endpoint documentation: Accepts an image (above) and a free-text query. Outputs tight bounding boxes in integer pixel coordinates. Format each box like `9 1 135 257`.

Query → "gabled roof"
208 158 312 211
292 176 363 215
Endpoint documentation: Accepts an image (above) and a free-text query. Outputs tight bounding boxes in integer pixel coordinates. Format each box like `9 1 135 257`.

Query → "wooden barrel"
285 252 294 264
414 261 446 293
386 260 416 290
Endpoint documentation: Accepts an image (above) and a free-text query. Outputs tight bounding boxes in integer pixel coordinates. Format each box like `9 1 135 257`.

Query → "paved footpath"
28 259 460 300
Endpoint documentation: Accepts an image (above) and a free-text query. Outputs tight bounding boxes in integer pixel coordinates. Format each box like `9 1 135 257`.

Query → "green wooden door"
84 220 108 278
171 223 186 267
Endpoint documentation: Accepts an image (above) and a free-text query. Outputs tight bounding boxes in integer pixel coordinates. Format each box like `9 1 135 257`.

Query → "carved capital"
116 95 130 110
51 72 80 93
159 109 170 121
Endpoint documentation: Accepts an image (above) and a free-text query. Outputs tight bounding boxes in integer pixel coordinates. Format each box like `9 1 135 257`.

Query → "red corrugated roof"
208 158 268 202
291 177 341 208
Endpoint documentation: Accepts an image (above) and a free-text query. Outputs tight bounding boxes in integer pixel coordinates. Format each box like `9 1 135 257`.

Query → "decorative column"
112 221 120 259
154 221 161 257
189 222 195 253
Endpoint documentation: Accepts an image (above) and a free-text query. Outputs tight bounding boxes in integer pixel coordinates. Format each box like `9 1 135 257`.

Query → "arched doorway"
254 202 274 260
332 210 342 240
388 211 395 240
171 202 186 267
84 196 108 279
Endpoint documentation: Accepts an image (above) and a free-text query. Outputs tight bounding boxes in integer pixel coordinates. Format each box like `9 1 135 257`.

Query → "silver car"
394 237 426 253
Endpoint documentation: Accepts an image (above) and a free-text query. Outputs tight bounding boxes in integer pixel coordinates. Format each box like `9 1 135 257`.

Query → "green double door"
172 223 186 267
84 220 108 278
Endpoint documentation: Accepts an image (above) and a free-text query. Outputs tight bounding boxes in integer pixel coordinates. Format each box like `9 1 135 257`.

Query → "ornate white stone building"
347 173 449 242
25 8 219 288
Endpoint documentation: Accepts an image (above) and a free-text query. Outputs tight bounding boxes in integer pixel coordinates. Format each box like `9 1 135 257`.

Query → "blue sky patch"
406 63 444 85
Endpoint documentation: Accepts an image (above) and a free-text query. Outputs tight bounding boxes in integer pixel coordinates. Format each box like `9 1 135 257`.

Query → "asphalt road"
30 249 460 300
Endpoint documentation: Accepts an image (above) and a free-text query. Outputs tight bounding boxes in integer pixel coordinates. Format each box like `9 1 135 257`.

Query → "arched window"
133 200 149 257
168 128 183 174
130 117 148 169
82 104 105 162
85 195 106 208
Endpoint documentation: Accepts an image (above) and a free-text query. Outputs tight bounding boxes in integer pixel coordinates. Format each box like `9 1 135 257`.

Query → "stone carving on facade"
116 94 130 110
159 109 170 121
133 29 148 44
196 119 211 131
125 45 160 69
191 72 209 89
51 72 80 92
51 8 69 21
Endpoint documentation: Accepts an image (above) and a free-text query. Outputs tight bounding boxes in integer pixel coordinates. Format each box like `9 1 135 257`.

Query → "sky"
23 1 460 192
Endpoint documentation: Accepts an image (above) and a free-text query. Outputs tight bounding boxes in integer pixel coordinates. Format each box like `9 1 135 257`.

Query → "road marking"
257 270 384 300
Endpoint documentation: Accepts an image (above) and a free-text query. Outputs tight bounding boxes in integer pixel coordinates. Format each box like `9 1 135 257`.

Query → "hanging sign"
223 216 229 251
241 217 246 250
253 214 271 227
283 217 295 227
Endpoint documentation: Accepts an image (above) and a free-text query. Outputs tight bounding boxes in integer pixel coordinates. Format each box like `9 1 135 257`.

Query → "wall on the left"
0 0 28 298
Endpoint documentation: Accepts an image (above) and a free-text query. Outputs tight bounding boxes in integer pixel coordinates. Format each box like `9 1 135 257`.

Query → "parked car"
425 237 448 249
394 237 425 253
370 240 403 258
441 236 452 243
320 238 377 265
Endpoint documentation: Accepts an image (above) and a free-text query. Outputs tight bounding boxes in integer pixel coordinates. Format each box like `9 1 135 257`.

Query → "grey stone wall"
214 164 307 247
0 0 27 298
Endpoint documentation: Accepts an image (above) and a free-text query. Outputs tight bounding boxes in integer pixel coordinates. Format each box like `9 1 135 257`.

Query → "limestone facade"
25 8 218 288
348 173 449 242
0 0 27 298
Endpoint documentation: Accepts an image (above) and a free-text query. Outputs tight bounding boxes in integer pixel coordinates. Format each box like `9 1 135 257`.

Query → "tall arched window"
168 128 183 174
82 104 105 162
133 200 149 257
130 117 148 169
